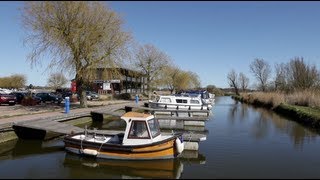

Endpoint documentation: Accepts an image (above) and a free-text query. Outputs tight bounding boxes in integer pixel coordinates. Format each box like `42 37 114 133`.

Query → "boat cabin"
121 112 163 145
158 95 202 105
150 95 212 110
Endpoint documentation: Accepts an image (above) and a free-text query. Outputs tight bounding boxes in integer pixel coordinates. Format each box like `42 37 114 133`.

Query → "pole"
135 94 139 106
65 97 70 114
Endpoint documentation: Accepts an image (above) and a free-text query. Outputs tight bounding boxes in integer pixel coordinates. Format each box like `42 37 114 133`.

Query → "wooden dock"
9 102 209 150
124 105 212 117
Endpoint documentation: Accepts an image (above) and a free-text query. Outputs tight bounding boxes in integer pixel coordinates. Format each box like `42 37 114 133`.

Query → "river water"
0 96 320 178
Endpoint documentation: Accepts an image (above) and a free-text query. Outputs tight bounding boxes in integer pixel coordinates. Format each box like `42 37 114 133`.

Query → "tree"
206 84 224 96
134 44 171 98
238 72 249 92
174 71 190 92
250 58 271 91
286 57 319 90
22 1 131 107
0 74 26 89
206 85 216 93
47 72 68 89
227 69 240 95
274 62 288 91
159 64 181 94
188 71 201 89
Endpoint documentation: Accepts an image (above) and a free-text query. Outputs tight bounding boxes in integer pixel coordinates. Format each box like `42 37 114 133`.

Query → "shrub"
114 93 132 100
21 96 37 106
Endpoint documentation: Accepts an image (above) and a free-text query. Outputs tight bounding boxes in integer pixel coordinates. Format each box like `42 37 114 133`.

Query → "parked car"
86 91 100 101
56 88 73 99
10 91 26 104
10 92 42 105
35 92 63 104
0 93 16 106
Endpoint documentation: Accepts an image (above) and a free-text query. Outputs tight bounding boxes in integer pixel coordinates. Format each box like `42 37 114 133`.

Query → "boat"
63 112 184 160
177 90 215 106
148 94 213 111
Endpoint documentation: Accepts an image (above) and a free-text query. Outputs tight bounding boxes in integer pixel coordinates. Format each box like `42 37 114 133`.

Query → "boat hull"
64 133 182 160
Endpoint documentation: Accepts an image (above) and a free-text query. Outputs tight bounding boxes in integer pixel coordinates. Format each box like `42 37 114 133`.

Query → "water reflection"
0 139 64 160
0 137 206 179
229 99 319 149
63 153 184 179
228 100 238 124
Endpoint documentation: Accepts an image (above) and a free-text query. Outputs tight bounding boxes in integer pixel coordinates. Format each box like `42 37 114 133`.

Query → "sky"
1 1 320 89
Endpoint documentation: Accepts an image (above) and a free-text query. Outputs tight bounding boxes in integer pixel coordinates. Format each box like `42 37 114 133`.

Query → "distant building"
92 68 147 95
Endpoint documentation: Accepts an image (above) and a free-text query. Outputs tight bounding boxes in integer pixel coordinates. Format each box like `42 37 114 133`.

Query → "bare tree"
175 71 191 92
188 71 201 89
274 62 288 91
47 72 68 90
227 69 240 95
238 72 249 92
158 63 201 94
0 74 26 89
21 1 131 107
287 57 319 90
159 64 180 94
250 58 271 91
134 44 171 98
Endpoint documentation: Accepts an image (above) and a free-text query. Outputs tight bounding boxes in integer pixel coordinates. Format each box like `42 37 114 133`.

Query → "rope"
98 135 107 153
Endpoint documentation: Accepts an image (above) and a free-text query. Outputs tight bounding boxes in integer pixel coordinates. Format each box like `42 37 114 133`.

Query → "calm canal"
0 96 320 178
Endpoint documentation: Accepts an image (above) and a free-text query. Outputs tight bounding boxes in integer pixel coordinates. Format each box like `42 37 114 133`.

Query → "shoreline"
232 94 320 131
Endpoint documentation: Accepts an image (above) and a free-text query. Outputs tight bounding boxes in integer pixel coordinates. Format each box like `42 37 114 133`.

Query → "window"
190 100 200 104
148 118 160 138
160 98 171 103
128 121 149 139
176 99 187 103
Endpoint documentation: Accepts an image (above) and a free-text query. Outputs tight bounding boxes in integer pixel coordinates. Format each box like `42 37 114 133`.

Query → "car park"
10 91 26 104
35 92 63 104
0 93 17 106
86 91 100 100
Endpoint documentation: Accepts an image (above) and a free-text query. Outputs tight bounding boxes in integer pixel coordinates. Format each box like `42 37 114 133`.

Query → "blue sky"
1 1 320 89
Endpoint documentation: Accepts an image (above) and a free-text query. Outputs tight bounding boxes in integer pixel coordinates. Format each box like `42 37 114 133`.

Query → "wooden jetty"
124 105 212 117
10 103 209 151
120 105 211 127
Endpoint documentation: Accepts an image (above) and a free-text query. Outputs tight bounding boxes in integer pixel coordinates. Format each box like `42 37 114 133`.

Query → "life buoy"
175 137 184 154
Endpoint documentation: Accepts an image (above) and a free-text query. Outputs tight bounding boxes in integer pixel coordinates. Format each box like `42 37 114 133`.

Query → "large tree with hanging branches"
21 1 131 107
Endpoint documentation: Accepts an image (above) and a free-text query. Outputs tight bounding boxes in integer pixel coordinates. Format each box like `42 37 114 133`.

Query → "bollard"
135 94 139 105
65 97 70 114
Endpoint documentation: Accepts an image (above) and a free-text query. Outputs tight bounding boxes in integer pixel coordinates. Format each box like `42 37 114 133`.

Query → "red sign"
71 81 76 93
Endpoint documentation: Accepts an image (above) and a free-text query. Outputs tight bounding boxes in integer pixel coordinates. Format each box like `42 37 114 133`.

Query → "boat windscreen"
148 118 161 138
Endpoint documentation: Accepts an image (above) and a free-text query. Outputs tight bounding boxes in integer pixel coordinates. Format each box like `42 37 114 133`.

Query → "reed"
285 89 320 108
240 89 320 109
240 92 285 109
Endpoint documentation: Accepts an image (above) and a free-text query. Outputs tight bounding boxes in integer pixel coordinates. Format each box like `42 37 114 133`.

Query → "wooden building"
92 68 147 95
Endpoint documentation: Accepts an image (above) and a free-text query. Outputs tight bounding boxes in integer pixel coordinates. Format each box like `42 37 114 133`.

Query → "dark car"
35 92 63 104
0 93 16 106
10 92 42 104
10 92 26 104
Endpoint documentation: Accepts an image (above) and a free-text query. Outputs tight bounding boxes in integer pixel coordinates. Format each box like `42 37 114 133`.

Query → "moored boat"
177 90 215 106
63 112 184 160
149 94 212 111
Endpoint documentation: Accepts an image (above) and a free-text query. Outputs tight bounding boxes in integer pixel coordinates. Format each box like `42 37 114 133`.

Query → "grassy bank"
232 91 320 129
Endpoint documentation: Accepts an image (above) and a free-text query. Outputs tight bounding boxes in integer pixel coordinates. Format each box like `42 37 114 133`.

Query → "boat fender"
81 149 99 156
175 137 184 154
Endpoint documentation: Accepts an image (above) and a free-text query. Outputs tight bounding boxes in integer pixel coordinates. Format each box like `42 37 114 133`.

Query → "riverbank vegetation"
232 91 320 128
229 56 320 129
